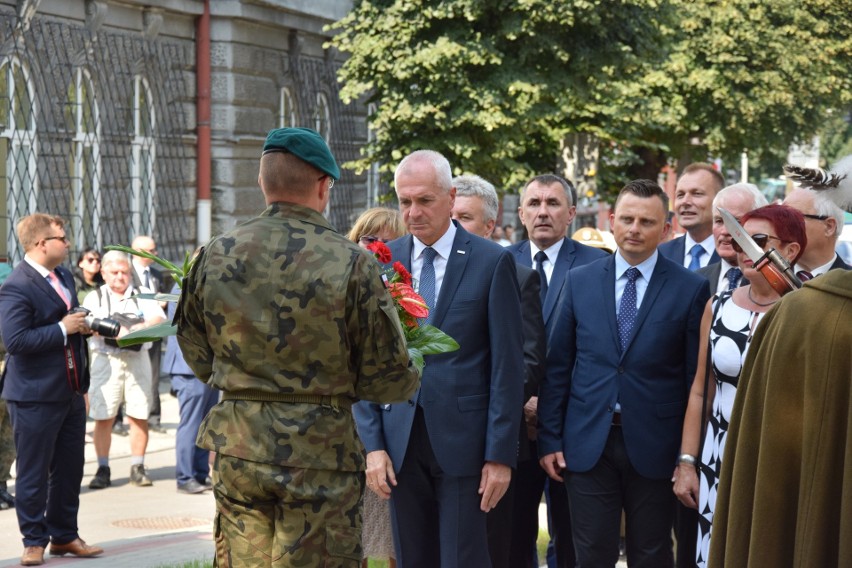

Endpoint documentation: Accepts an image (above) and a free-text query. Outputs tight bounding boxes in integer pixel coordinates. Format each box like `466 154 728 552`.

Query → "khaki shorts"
88 350 152 420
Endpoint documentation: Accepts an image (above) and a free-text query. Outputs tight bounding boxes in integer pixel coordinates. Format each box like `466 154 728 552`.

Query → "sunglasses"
359 235 389 245
83 257 101 263
731 233 785 253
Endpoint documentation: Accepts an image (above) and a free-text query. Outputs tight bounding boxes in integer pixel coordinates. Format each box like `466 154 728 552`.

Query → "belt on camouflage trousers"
221 390 352 412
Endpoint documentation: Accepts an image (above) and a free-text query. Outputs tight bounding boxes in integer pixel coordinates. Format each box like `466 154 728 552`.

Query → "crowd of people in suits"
0 135 849 567
352 153 850 568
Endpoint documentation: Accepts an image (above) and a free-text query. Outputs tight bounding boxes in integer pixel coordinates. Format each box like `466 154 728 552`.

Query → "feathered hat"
784 154 852 213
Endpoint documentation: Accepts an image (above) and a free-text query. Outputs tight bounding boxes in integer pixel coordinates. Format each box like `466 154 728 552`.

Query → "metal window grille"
0 11 193 266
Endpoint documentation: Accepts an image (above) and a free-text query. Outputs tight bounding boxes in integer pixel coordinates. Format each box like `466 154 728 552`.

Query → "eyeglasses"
359 235 389 245
43 236 69 244
83 257 101 264
802 213 828 221
731 233 785 253
318 175 335 189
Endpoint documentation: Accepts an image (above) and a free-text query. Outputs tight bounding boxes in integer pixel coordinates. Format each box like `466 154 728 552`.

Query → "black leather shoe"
148 422 167 434
0 486 14 508
177 479 206 494
88 466 111 490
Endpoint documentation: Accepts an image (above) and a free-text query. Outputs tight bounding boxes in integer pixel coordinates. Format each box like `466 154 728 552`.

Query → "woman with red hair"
673 204 806 567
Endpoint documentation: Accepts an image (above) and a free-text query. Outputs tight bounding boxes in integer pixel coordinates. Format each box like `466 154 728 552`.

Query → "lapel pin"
456 250 465 254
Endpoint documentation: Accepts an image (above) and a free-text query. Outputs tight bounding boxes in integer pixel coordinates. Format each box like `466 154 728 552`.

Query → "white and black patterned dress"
695 291 765 568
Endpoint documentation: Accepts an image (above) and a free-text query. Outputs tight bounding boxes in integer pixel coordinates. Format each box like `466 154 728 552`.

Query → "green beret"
262 127 340 180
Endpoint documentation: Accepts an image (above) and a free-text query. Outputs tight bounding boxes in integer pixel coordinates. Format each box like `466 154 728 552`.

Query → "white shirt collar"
529 238 565 265
615 249 658 282
23 255 52 278
412 221 457 262
684 232 715 260
796 255 837 278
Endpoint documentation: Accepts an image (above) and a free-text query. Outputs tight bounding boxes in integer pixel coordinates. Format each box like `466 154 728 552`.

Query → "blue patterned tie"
617 267 640 351
534 250 549 304
688 244 705 271
418 247 437 325
726 267 742 291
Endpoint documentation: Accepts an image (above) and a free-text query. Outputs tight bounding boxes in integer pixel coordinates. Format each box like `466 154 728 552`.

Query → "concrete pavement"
0 379 216 567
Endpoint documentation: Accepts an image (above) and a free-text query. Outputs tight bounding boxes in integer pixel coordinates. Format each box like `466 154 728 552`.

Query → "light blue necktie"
688 244 705 271
418 247 437 325
617 267 640 351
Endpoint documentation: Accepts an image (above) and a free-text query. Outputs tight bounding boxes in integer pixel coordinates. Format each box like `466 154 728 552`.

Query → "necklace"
747 287 778 307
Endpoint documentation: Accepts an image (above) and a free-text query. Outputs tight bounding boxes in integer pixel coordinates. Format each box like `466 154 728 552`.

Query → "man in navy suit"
658 163 724 270
163 281 218 495
451 174 547 568
0 214 103 565
783 187 851 277
507 174 608 567
539 180 710 568
354 150 524 568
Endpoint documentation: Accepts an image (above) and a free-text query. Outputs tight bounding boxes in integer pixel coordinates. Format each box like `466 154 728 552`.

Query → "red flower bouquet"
366 241 459 373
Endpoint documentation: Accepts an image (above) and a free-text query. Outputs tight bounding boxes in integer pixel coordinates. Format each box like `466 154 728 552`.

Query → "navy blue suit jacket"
658 235 720 268
538 254 710 479
507 238 608 325
354 222 525 477
162 283 194 376
0 262 89 400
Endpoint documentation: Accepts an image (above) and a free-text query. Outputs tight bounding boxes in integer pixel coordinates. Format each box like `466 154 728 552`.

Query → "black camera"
68 307 121 338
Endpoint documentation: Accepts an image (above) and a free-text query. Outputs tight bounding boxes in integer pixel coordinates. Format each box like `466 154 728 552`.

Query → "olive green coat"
709 269 852 567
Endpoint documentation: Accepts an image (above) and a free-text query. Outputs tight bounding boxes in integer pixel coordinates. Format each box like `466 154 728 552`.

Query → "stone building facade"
0 0 379 265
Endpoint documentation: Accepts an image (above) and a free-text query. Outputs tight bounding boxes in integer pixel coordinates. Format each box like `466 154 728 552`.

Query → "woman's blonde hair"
347 207 406 243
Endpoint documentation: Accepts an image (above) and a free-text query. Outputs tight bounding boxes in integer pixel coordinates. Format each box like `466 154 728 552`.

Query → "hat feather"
784 154 852 212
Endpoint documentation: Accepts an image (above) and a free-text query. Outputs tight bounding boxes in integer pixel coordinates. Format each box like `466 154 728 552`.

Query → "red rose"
393 261 412 285
366 241 392 264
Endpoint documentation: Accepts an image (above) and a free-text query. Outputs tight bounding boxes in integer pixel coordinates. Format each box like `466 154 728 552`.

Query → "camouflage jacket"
176 202 418 472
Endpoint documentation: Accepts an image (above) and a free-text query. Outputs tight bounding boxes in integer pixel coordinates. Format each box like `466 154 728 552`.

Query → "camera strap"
63 344 81 393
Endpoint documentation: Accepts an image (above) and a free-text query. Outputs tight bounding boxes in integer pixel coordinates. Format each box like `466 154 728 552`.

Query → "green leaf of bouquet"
408 324 460 355
407 347 425 376
106 244 185 281
130 292 180 303
116 322 177 347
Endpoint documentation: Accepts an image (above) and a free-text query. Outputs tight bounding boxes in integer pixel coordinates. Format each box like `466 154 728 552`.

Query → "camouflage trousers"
0 399 15 482
212 453 364 568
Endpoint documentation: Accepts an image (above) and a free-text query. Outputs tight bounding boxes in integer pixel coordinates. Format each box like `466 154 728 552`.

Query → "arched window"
279 87 296 128
366 103 379 206
0 56 37 263
314 92 330 141
66 67 101 251
131 75 156 238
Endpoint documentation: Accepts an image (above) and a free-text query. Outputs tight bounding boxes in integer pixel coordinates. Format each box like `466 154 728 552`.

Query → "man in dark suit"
507 174 608 567
539 180 710 568
130 235 169 433
163 282 218 495
697 183 767 295
659 163 724 270
451 174 547 568
354 150 524 568
0 214 104 565
783 187 851 277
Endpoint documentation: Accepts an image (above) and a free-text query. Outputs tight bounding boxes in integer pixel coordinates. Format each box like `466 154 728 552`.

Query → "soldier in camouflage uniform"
176 127 419 567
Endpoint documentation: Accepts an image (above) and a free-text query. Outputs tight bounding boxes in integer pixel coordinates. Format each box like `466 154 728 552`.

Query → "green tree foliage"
331 0 852 196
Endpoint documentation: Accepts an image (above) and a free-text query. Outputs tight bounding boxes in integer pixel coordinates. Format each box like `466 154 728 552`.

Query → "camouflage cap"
262 127 340 180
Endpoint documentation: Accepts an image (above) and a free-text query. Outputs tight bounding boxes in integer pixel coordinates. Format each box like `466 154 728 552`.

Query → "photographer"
82 250 165 490
0 213 103 565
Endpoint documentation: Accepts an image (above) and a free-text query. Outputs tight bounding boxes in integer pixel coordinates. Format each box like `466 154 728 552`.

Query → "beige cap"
572 228 615 253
